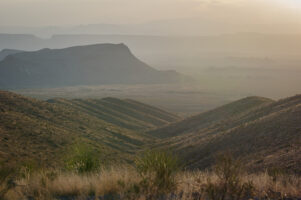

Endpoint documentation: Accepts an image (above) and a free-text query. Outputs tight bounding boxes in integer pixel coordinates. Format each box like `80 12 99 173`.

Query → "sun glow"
278 0 301 7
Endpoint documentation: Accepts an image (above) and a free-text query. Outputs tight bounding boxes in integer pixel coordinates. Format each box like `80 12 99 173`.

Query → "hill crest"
149 96 274 138
151 94 301 173
0 90 179 166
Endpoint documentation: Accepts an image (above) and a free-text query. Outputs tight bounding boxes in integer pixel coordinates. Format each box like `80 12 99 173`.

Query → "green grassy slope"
0 90 178 167
152 95 301 173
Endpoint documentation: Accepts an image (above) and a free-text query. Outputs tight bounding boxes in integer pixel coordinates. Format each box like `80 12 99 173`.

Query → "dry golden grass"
7 167 140 199
5 167 301 200
176 171 301 199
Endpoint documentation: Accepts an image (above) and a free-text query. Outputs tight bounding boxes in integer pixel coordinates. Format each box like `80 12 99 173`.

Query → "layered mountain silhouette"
0 43 184 88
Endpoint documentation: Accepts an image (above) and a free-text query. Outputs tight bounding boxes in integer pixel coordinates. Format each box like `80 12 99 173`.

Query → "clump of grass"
267 167 285 182
135 150 180 196
0 164 16 200
65 144 101 174
18 160 38 180
204 153 255 200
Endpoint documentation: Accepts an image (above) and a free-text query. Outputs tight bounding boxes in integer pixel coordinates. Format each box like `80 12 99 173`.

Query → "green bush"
135 150 179 195
65 144 101 174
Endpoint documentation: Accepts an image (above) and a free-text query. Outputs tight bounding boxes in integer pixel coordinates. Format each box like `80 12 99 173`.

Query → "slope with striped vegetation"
151 95 301 173
0 90 179 167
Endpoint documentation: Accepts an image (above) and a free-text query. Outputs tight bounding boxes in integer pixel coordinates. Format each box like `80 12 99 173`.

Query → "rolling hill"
1 89 300 173
0 43 184 88
151 95 301 173
0 90 179 167
47 97 179 131
149 96 274 138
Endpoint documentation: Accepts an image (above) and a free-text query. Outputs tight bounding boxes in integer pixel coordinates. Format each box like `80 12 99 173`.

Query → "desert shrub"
267 167 285 182
18 160 38 180
205 154 255 200
0 164 15 200
65 144 101 174
135 150 179 195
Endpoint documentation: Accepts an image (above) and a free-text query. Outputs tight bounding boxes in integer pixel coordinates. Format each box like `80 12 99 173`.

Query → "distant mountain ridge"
0 43 185 88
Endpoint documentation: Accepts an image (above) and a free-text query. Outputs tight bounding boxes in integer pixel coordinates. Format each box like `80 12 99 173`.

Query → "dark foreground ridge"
151 95 301 173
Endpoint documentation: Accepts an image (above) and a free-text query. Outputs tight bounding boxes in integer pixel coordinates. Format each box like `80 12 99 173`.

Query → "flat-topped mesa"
0 43 185 89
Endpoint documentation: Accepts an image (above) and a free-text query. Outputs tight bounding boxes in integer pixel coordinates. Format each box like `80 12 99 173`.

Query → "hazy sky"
0 0 301 26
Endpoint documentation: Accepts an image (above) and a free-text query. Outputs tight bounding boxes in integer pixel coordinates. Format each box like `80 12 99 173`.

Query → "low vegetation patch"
2 153 301 199
135 150 180 197
65 144 101 174
5 168 301 199
0 164 15 199
203 154 255 200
